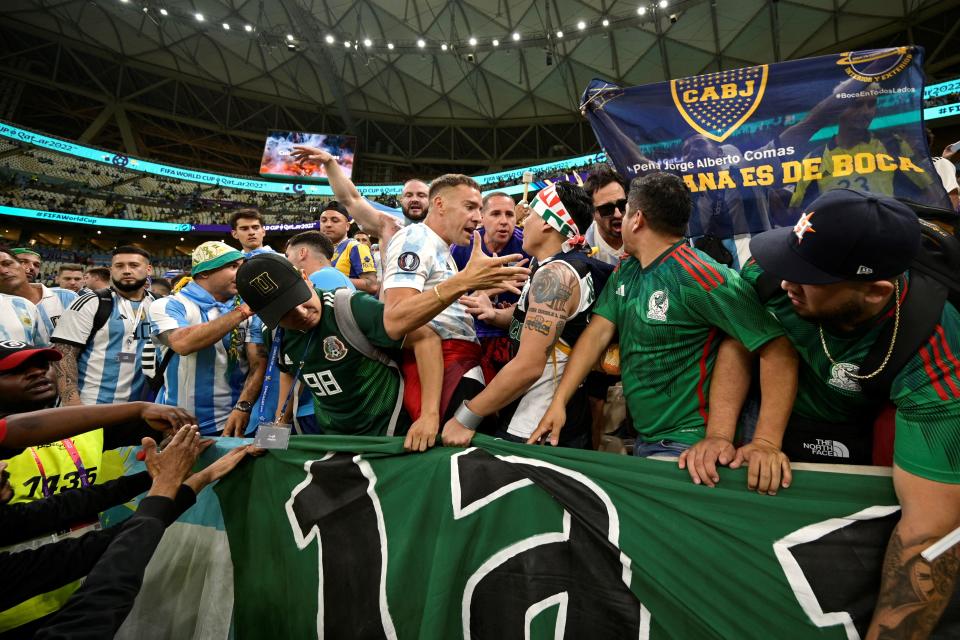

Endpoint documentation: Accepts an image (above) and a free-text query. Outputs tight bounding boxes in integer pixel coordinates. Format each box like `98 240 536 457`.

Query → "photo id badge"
253 423 291 449
117 352 136 363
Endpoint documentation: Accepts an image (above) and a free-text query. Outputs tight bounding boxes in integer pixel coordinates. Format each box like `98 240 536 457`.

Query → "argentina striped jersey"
0 294 48 345
148 281 263 434
51 290 154 404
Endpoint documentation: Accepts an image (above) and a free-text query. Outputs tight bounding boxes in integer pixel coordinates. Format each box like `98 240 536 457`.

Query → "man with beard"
51 247 155 406
0 249 76 336
741 189 960 639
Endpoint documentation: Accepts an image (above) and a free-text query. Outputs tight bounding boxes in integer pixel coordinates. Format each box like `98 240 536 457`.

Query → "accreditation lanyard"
257 328 284 425
115 294 147 353
28 438 92 498
279 332 315 422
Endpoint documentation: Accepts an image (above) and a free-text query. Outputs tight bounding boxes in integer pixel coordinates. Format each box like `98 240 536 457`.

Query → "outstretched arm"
290 145 400 242
1 402 196 451
381 232 529 340
442 263 580 447
527 314 617 446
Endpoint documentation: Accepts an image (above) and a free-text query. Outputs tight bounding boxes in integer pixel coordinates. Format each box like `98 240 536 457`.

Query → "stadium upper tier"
0 120 601 232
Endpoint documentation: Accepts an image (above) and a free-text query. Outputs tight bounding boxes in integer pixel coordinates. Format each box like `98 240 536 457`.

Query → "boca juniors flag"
582 47 952 241
109 436 959 639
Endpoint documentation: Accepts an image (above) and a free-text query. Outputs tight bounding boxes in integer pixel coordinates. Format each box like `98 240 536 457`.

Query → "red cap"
0 341 62 372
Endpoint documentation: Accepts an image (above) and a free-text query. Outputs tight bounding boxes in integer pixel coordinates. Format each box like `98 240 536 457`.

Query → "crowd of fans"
0 135 957 639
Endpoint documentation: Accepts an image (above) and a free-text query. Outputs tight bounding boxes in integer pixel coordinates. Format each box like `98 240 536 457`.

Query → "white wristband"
453 401 483 431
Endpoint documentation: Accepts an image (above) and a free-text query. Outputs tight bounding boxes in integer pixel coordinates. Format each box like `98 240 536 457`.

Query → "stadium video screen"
259 131 357 180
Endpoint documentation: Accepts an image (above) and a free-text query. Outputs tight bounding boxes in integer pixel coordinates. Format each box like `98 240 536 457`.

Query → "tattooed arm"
222 342 268 438
866 465 960 639
52 343 85 406
441 262 579 446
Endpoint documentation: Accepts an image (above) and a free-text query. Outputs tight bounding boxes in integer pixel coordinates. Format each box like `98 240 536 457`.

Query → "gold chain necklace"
818 279 900 380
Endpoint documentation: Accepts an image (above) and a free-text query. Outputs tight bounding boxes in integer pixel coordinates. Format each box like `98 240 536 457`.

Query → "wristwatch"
233 400 253 413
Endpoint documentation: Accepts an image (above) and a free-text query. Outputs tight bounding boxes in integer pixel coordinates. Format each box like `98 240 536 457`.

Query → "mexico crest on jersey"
647 290 668 321
323 336 348 361
828 362 861 392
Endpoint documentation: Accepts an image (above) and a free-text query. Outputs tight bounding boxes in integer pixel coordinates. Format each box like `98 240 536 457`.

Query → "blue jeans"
633 439 691 458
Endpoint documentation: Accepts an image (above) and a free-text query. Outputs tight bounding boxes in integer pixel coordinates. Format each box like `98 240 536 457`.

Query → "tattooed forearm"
869 526 960 639
529 266 576 312
545 320 567 356
52 343 83 405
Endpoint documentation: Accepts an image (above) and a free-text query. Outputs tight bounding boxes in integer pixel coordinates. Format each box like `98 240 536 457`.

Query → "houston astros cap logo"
670 65 768 143
250 271 279 295
793 211 816 243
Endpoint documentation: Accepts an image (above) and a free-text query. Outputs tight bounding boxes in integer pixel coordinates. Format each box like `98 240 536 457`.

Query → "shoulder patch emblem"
646 290 668 321
323 335 348 361
397 252 420 272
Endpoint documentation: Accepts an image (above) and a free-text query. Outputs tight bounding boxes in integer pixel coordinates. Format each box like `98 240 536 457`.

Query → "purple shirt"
450 227 529 339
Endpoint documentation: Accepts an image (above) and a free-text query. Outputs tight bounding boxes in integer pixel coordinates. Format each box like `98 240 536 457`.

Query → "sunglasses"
595 199 627 217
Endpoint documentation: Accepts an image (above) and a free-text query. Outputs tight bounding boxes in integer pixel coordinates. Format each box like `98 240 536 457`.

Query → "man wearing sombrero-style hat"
147 241 266 437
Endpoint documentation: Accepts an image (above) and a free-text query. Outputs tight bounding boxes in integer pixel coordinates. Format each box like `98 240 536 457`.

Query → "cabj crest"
670 65 768 143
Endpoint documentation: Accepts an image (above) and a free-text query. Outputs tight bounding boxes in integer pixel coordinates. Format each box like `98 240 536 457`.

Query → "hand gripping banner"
110 436 959 639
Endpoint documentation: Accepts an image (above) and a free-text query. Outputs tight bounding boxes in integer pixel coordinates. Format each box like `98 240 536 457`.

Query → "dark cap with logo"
236 253 313 329
749 189 921 284
0 341 62 372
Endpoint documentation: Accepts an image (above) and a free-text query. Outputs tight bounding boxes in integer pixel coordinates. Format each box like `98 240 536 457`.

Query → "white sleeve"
381 228 434 292
51 293 99 347
27 301 50 347
149 297 190 336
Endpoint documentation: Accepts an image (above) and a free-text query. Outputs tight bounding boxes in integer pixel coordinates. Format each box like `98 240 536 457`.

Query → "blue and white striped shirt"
33 284 77 337
52 289 154 404
0 294 48 346
148 281 263 435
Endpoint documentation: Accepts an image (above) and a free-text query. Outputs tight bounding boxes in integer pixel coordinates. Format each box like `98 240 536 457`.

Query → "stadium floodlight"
441 43 448 51
195 12 204 21
387 42 394 50
417 38 426 48
363 38 372 47
159 8 168 16
468 37 477 46
245 24 253 32
637 7 647 15
343 40 351 48
577 20 586 30
119 0 129 3
602 18 610 26
659 0 668 7
492 39 499 46
286 34 295 41
512 32 521 41
325 34 334 43
222 23 230 30
556 30 563 38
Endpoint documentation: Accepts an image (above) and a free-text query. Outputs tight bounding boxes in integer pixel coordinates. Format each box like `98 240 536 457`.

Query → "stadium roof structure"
0 0 958 177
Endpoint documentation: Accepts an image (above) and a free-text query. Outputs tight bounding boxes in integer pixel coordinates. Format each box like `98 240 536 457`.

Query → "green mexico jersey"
280 290 405 436
741 261 960 483
592 242 783 445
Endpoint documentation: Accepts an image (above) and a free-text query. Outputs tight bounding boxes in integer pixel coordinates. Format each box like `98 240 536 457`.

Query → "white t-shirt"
381 223 477 342
933 157 959 196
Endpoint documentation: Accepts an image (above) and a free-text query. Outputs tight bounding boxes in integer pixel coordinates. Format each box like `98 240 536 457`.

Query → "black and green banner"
202 435 958 639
